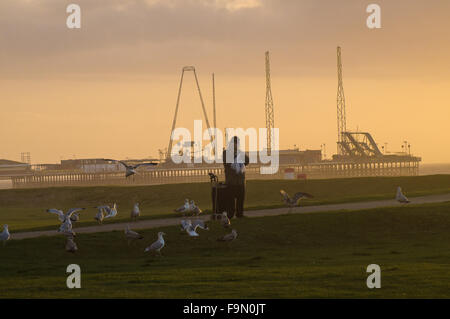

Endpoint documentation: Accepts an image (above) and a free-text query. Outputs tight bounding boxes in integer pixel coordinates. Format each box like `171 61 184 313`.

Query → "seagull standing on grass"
124 225 144 245
395 187 410 203
94 207 105 224
130 203 140 221
65 236 78 253
280 190 314 212
217 229 237 242
175 199 191 215
103 203 118 219
221 212 231 228
0 225 10 245
144 232 166 255
105 159 157 178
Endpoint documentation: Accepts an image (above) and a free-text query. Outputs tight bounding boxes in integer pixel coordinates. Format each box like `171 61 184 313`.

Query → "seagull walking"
144 232 166 255
130 203 140 221
280 190 314 212
105 159 157 178
94 207 105 224
125 225 144 245
217 229 237 242
395 186 410 203
0 225 10 245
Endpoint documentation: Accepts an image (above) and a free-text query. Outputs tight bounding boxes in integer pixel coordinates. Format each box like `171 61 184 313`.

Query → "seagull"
47 208 86 223
175 199 191 215
94 207 105 224
59 218 73 234
60 229 76 237
144 232 166 255
221 212 231 228
103 203 118 219
70 213 80 223
192 203 203 216
179 219 199 236
192 219 209 231
280 190 314 211
0 225 10 245
217 229 237 242
395 186 410 203
125 225 144 245
65 236 78 253
180 219 192 232
105 159 157 178
130 203 140 221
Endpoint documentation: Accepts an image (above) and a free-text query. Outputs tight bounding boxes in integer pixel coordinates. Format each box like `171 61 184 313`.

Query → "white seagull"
130 203 140 221
221 212 231 228
103 203 118 219
395 186 410 203
0 225 10 245
125 225 144 245
47 208 86 223
175 199 191 215
65 236 78 253
217 229 237 242
180 219 199 236
105 159 157 178
192 219 209 231
144 232 166 255
94 207 105 224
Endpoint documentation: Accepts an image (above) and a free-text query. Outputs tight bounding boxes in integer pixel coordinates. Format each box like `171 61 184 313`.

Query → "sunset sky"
0 0 449 164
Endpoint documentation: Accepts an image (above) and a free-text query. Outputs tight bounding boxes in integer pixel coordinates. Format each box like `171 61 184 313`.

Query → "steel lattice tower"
265 51 275 154
336 46 347 155
167 66 213 158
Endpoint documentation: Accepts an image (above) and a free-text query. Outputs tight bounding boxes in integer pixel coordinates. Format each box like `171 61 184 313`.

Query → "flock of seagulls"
0 186 411 249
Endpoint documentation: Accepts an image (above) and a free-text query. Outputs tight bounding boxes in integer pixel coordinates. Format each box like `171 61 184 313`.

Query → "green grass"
1 202 450 298
1 174 450 232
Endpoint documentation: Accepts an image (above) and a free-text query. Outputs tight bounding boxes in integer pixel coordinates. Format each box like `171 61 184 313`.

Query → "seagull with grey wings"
144 232 166 255
100 203 118 219
124 225 144 245
175 199 191 215
130 203 140 221
0 225 10 245
94 206 105 224
217 229 237 242
180 219 199 236
104 159 157 178
47 208 86 223
280 189 314 212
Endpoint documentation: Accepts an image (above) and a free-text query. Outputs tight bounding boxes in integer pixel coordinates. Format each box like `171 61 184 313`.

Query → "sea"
0 163 449 190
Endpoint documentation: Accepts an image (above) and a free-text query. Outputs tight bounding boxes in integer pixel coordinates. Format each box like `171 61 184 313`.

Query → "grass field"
1 175 450 232
1 202 449 298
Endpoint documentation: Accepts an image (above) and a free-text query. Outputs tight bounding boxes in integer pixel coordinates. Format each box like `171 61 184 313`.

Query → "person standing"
223 136 249 218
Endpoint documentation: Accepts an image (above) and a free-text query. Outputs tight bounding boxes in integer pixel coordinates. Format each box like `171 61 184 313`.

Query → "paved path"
11 192 450 240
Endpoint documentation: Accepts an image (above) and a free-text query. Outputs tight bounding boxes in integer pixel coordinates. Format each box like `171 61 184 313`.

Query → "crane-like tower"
167 66 213 159
265 51 275 154
336 46 347 155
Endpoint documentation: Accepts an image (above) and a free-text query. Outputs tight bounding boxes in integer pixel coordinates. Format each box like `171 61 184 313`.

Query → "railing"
9 159 420 189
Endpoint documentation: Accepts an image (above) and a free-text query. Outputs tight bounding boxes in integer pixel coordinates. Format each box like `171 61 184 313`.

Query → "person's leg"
236 184 245 217
226 185 236 219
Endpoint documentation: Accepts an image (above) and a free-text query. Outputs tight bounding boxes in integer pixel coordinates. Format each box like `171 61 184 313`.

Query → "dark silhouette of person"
223 136 249 218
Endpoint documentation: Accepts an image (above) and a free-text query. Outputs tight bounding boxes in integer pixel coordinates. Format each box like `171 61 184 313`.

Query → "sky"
0 0 449 164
